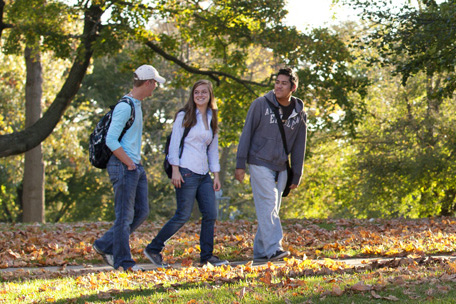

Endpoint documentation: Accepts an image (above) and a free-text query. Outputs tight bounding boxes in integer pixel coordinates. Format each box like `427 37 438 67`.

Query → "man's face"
147 79 157 96
274 74 295 100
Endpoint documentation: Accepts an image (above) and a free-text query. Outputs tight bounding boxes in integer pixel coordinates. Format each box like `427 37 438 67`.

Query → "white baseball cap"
134 64 166 83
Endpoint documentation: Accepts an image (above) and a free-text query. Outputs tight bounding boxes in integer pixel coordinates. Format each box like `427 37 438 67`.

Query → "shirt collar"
196 108 212 116
124 95 141 105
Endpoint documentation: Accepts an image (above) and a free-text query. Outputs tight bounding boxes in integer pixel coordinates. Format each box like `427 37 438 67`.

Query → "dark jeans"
146 167 217 262
94 156 149 269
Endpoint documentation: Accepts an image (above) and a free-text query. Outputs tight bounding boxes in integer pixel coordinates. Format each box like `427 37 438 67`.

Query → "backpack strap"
265 99 289 155
116 97 136 141
178 125 214 158
178 127 191 158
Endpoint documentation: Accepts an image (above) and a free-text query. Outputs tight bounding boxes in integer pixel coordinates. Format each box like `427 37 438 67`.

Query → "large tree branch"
0 0 13 40
0 4 104 157
113 0 272 93
145 41 269 95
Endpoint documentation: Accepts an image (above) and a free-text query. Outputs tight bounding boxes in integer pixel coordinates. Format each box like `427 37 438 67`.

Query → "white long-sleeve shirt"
168 109 220 174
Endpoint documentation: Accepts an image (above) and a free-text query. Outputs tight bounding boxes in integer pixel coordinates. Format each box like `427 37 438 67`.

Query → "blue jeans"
146 167 217 262
94 156 149 269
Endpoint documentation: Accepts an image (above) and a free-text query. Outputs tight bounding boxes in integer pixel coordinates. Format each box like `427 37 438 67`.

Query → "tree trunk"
22 46 45 223
440 189 456 216
0 4 103 157
219 145 231 189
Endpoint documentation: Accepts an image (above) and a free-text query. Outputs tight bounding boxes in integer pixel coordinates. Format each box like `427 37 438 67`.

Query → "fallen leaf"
371 290 382 299
351 281 372 291
384 295 399 301
332 285 344 296
181 258 193 267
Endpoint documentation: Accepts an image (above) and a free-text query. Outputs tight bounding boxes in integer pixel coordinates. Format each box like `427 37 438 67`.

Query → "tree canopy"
6 0 456 221
0 0 366 157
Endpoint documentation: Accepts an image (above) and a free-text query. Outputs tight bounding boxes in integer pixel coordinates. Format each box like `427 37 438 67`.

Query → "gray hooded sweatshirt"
236 90 307 185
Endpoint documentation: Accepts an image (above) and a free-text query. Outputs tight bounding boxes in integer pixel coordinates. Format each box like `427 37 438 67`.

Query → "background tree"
335 0 456 216
4 0 81 222
22 45 45 222
0 0 367 222
0 0 366 157
0 0 103 157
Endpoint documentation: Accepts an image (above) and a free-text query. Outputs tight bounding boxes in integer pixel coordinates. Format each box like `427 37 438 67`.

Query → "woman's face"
193 84 211 109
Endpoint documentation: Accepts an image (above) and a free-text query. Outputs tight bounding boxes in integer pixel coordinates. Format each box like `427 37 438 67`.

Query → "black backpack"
89 97 135 169
163 127 190 178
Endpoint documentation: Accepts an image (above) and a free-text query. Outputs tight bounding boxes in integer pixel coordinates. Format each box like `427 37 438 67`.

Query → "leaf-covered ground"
1 217 455 269
1 218 456 303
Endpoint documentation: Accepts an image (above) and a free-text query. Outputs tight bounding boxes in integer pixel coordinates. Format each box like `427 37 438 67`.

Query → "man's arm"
112 148 136 170
290 112 307 186
106 102 136 170
235 98 262 172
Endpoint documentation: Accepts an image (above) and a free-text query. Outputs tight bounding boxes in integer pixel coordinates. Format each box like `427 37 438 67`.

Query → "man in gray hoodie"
235 68 307 262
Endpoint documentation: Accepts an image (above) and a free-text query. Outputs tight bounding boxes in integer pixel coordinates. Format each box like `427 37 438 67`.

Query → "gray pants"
249 164 287 259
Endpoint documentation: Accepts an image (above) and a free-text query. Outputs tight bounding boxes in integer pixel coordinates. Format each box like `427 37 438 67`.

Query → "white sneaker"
125 264 145 272
93 243 114 267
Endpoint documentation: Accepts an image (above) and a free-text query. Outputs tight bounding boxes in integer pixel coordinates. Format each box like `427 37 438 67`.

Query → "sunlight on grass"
2 257 456 303
1 218 456 303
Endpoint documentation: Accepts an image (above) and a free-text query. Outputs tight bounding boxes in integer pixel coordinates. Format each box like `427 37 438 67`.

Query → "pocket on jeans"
107 162 123 184
179 167 193 178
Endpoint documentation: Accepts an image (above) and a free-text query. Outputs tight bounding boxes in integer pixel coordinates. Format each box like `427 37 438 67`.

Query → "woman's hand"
171 165 184 188
213 172 221 191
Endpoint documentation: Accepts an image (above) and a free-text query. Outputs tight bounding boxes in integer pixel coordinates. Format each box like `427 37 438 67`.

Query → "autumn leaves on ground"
1 218 456 303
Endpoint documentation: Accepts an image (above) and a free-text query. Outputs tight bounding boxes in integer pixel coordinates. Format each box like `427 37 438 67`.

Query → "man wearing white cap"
93 65 166 272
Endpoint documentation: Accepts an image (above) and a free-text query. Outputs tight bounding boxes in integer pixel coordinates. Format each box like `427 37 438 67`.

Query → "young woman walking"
144 79 228 267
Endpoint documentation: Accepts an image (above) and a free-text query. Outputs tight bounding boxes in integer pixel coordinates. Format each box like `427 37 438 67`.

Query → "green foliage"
347 72 456 217
4 0 75 58
329 0 456 216
345 0 456 87
0 53 25 221
306 64 456 219
0 50 116 222
0 0 381 222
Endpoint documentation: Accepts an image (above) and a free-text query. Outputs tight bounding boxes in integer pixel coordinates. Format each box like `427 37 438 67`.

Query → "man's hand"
235 168 245 183
127 163 137 171
112 147 136 170
289 184 298 189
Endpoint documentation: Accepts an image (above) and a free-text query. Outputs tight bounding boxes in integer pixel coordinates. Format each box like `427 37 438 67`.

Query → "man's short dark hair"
277 68 299 90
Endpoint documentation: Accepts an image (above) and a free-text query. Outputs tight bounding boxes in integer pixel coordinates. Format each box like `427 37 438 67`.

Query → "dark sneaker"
144 248 170 268
202 256 229 266
269 250 290 261
93 243 114 267
253 256 268 262
125 264 145 272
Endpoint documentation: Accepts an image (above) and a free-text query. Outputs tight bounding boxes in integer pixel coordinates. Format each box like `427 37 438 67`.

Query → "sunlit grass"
1 218 456 303
2 260 456 303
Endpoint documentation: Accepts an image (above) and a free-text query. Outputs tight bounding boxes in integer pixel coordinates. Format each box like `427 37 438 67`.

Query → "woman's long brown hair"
175 79 218 134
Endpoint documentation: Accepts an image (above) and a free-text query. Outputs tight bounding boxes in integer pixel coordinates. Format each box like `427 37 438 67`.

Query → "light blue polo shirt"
106 96 143 164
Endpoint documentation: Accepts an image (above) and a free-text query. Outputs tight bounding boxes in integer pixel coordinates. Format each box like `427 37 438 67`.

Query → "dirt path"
1 255 454 275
